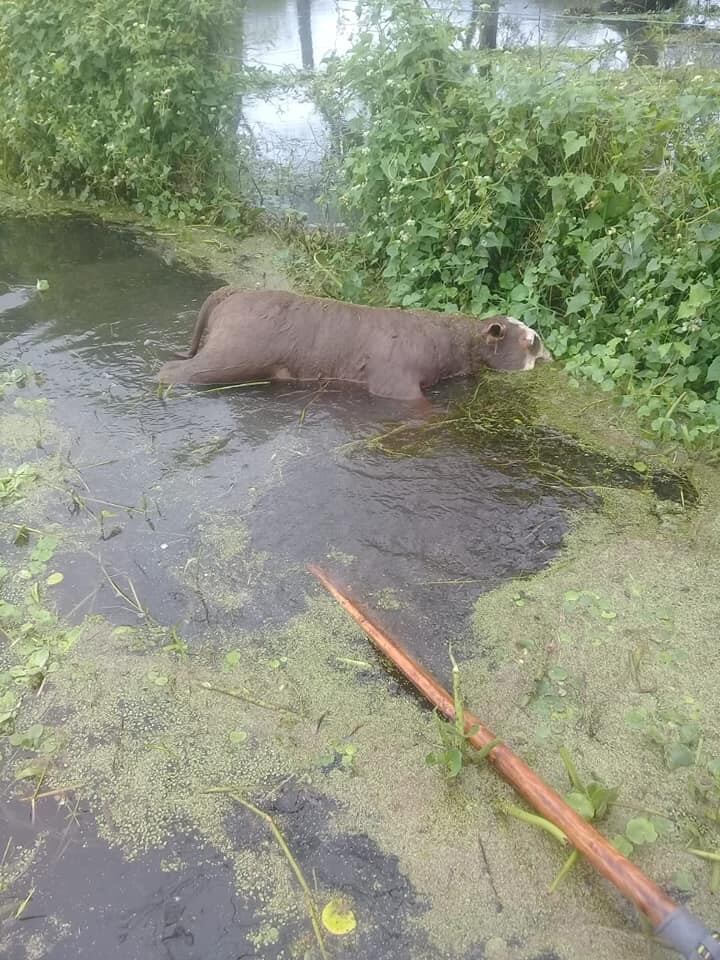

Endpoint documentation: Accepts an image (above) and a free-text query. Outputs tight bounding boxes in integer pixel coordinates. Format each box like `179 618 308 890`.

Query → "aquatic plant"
425 650 500 779
0 464 40 506
314 0 720 446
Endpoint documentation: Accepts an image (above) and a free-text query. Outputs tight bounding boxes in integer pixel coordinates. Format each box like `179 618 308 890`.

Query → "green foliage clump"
0 0 246 221
319 0 720 444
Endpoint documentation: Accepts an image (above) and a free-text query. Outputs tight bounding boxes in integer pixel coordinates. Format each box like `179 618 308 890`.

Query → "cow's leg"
367 364 424 401
156 350 263 386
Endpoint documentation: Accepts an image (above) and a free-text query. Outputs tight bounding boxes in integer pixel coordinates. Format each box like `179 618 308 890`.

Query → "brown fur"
157 288 551 401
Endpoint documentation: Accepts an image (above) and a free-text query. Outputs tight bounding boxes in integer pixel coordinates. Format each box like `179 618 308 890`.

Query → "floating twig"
19 783 83 802
14 888 35 920
299 382 329 424
98 560 154 622
205 787 328 959
198 381 271 394
196 681 298 716
500 802 568 845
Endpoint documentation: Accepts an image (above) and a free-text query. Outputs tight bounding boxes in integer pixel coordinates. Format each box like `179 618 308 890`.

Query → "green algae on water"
1 338 719 960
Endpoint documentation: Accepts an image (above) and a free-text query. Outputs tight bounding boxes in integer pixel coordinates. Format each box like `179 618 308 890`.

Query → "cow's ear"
487 321 505 340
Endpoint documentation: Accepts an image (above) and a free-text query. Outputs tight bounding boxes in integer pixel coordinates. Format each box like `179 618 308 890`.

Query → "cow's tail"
173 286 237 360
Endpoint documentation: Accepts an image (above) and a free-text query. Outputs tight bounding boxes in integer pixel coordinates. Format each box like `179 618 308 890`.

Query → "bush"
0 0 246 221
319 0 720 445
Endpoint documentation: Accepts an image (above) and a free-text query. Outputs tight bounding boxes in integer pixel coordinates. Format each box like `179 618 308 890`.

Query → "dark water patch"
0 216 222 392
0 784 429 960
240 432 582 677
0 800 260 960
242 781 429 960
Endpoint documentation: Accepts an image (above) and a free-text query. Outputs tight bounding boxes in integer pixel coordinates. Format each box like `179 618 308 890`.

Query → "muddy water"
0 217 590 642
0 218 691 959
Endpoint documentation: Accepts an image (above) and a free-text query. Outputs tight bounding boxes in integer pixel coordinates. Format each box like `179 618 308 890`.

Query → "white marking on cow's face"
504 315 551 368
505 315 534 340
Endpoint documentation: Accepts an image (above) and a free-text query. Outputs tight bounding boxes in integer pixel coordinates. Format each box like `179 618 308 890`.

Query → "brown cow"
157 287 551 401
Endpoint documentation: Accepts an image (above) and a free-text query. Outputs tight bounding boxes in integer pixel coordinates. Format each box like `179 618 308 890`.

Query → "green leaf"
677 282 712 319
419 150 441 176
147 671 169 687
587 782 618 818
46 572 64 586
611 834 634 856
27 723 45 741
402 291 424 307
706 356 720 383
693 221 720 243
14 525 30 546
566 291 591 315
566 791 595 820
570 174 594 201
510 283 529 302
672 869 695 892
15 764 46 781
445 748 463 778
679 723 700 746
625 817 658 845
562 131 587 158
27 647 50 671
650 815 673 836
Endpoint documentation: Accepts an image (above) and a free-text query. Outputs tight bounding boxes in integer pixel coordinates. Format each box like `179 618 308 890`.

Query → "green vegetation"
469 473 720 900
311 0 720 445
501 744 673 890
0 0 249 222
425 650 500 779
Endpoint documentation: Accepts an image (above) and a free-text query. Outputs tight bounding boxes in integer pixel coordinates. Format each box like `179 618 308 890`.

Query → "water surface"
0 217 692 959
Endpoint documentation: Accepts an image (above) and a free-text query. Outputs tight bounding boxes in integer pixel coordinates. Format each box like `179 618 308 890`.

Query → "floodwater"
241 0 720 219
0 218 694 959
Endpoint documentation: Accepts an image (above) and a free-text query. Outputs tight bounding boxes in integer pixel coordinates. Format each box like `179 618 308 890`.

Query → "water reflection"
242 0 630 67
241 0 720 219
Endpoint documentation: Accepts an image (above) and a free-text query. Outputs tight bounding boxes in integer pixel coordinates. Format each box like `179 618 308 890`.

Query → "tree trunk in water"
296 0 314 70
464 0 500 50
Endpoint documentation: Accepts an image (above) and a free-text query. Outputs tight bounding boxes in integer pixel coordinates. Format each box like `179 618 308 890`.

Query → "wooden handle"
308 564 678 929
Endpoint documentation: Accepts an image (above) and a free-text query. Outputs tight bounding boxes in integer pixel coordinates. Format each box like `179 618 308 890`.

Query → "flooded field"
1 217 718 959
